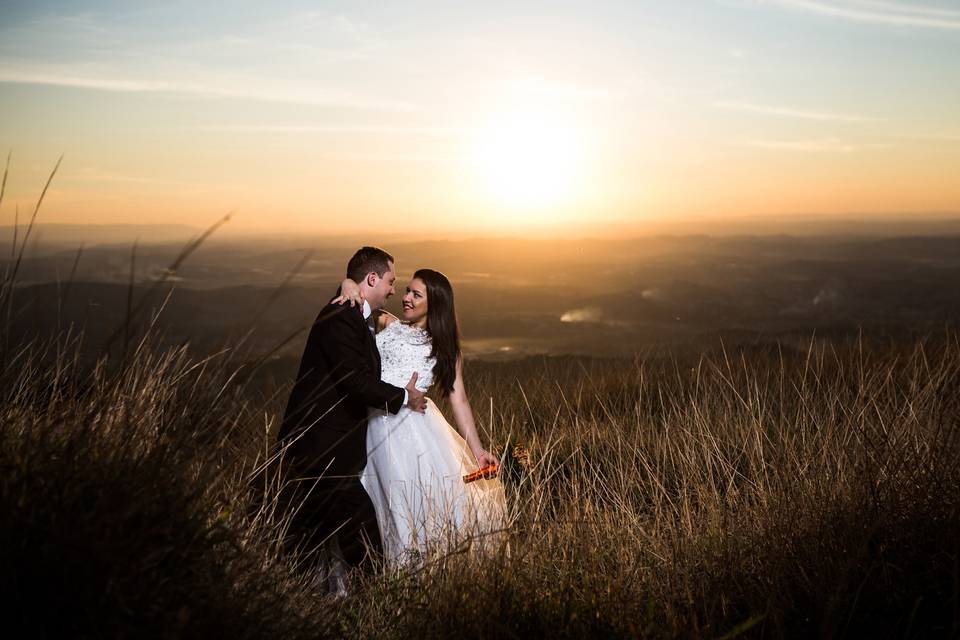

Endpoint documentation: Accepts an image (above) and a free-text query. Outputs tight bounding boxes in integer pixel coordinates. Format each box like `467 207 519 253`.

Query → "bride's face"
401 278 428 324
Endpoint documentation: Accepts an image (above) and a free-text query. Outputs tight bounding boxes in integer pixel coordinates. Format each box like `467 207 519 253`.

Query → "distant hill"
3 232 960 361
3 215 960 252
0 224 201 248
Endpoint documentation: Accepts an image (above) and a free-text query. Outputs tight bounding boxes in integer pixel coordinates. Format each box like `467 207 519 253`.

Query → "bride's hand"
473 448 499 469
333 278 363 307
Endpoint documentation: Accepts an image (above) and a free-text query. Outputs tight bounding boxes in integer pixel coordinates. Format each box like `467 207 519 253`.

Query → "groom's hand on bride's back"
405 372 427 413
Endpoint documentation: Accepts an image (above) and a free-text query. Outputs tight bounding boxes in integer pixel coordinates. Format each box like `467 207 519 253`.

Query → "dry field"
2 163 958 638
2 328 958 638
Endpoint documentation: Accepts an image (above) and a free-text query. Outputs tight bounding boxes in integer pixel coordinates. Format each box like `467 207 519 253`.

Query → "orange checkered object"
463 464 498 483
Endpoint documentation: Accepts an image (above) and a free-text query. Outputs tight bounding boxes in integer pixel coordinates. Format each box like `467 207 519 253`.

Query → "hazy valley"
4 226 960 364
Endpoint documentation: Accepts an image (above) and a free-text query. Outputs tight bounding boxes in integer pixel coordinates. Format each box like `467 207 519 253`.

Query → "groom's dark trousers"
278 300 405 568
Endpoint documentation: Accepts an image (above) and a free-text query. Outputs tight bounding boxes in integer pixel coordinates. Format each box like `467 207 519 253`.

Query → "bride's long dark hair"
415 268 461 398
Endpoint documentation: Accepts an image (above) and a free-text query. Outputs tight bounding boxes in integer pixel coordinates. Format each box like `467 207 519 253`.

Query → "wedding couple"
276 246 506 577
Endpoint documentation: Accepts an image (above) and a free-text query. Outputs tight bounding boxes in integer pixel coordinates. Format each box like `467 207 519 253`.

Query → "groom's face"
367 261 397 309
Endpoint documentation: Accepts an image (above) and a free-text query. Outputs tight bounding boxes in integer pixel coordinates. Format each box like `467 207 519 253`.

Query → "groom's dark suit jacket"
279 300 406 476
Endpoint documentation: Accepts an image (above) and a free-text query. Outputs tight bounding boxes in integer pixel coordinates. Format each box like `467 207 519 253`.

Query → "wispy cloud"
0 10 417 112
0 63 420 112
714 100 881 122
505 75 615 103
758 0 960 30
75 169 199 187
740 137 889 152
183 124 462 135
314 151 447 165
903 132 960 142
0 66 178 93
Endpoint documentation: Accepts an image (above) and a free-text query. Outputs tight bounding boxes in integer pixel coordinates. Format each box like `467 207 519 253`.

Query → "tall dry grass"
0 332 343 638
1 157 957 637
5 327 955 637
0 156 332 638
345 339 960 638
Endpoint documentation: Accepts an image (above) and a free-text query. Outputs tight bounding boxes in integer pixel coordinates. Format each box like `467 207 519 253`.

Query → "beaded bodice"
376 320 435 392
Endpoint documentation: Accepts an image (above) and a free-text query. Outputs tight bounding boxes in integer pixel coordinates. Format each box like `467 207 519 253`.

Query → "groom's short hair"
347 246 394 282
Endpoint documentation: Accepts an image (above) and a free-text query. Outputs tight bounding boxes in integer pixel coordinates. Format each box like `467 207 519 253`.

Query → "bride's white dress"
360 320 507 563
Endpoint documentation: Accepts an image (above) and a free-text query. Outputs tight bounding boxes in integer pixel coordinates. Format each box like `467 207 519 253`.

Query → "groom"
278 246 426 570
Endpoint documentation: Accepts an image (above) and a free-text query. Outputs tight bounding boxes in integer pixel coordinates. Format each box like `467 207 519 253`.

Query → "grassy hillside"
1 330 958 638
1 165 956 637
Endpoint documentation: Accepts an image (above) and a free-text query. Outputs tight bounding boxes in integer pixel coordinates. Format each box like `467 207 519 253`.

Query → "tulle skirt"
360 400 507 564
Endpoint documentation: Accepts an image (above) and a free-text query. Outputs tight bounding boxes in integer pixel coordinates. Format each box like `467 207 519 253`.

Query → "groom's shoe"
323 536 350 598
327 560 349 598
311 562 349 599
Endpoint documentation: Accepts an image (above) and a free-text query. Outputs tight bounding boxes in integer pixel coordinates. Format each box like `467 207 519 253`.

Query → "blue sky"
1 1 958 233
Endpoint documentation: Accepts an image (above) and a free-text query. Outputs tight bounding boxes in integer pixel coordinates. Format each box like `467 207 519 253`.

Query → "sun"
466 106 585 215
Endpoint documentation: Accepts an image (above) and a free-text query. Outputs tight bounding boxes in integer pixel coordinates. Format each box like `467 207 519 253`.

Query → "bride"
336 268 507 563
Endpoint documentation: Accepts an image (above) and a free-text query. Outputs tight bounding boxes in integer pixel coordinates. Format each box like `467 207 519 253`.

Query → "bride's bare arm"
332 280 399 332
448 357 499 468
332 278 362 306
375 310 399 332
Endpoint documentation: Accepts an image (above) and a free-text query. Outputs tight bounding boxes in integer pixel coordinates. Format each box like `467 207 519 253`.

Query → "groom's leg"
333 477 383 569
281 475 334 565
283 467 382 569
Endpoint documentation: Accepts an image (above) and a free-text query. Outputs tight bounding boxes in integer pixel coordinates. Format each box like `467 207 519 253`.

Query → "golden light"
466 106 585 216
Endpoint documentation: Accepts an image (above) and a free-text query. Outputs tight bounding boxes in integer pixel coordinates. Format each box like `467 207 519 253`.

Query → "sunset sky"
1 0 959 235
